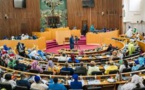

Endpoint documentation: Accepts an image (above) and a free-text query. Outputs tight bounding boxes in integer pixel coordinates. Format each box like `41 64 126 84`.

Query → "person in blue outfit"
137 54 145 67
37 50 47 60
49 77 67 90
16 73 30 90
3 45 10 51
90 25 95 32
69 35 74 49
132 63 141 71
60 63 74 75
70 74 83 89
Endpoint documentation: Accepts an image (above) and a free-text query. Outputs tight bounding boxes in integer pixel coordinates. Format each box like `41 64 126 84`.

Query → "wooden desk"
0 37 46 50
86 30 119 45
33 28 81 42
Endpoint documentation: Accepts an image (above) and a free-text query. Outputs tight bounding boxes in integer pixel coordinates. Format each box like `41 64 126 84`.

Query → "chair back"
29 70 39 73
87 87 102 90
14 86 27 90
0 83 12 90
91 71 103 75
109 70 118 74
133 87 145 90
43 71 53 75
74 71 86 75
122 68 131 73
60 71 71 75
139 67 145 70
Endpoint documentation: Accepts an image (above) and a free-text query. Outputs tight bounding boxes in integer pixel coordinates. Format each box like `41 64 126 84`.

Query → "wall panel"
0 0 40 39
67 0 122 33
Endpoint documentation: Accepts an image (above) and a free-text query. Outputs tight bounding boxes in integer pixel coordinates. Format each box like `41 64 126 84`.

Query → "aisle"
45 45 100 54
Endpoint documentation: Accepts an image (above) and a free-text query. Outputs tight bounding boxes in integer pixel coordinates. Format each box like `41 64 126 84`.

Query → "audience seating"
133 87 145 90
139 67 145 70
74 71 86 75
91 71 103 75
29 70 39 73
60 71 71 75
13 86 27 90
0 83 12 90
122 68 132 73
109 70 118 74
43 71 53 75
86 86 102 90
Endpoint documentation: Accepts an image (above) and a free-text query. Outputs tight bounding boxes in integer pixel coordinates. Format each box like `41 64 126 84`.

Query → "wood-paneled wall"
0 0 40 39
67 0 122 33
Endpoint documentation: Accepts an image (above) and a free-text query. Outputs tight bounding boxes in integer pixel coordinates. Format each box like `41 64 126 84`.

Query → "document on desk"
68 80 85 86
87 80 101 85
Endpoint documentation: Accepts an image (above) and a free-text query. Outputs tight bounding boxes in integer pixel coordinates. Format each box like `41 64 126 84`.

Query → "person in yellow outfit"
128 40 135 55
105 61 118 74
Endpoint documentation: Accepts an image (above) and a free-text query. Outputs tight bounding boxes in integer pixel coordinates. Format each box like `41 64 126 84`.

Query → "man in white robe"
126 26 133 38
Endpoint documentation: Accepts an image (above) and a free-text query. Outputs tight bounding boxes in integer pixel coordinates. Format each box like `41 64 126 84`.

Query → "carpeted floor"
45 44 100 54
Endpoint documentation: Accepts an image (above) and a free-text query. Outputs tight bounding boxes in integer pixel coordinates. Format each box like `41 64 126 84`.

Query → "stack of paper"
87 80 101 85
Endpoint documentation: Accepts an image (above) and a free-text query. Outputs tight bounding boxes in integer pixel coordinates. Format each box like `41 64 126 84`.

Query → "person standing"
69 35 74 49
125 26 133 38
82 23 88 36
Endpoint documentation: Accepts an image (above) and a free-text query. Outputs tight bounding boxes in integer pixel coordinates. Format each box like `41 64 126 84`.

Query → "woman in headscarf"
119 75 144 90
128 40 135 55
45 60 54 72
90 25 95 32
31 61 43 73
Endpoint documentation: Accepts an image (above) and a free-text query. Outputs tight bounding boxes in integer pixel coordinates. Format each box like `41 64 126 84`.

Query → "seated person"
14 60 26 71
8 57 16 69
16 73 30 90
70 74 83 89
90 25 95 32
3 36 8 40
107 44 113 51
132 63 141 71
31 75 48 90
105 61 118 74
60 63 74 75
30 61 43 73
58 53 68 62
128 40 135 55
45 60 54 72
87 61 100 75
68 53 80 63
2 74 16 89
37 50 47 60
119 60 130 72
137 54 145 67
3 45 10 51
104 62 109 70
28 49 40 60
119 75 144 90
75 62 87 75
32 35 38 40
110 50 118 60
49 77 67 90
